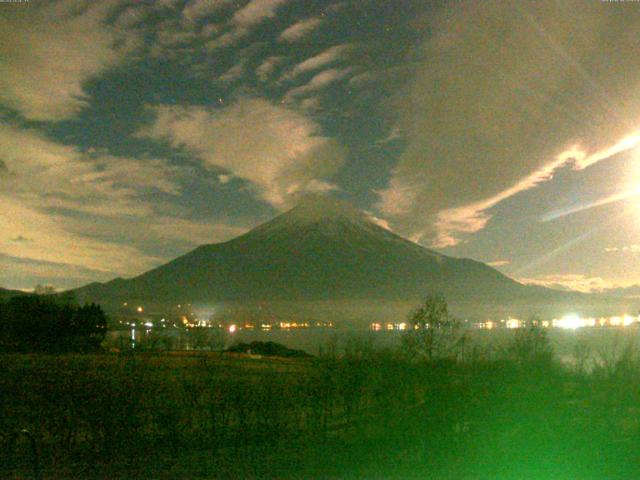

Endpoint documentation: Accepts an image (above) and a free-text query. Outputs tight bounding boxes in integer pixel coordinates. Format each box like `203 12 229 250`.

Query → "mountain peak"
286 194 363 223
244 194 372 241
71 191 530 317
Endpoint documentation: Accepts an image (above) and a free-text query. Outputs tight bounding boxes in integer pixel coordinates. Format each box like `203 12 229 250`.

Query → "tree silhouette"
402 294 461 361
506 324 554 369
0 295 107 352
73 303 108 350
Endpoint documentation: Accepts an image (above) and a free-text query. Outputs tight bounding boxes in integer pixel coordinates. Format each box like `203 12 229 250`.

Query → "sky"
2 0 640 293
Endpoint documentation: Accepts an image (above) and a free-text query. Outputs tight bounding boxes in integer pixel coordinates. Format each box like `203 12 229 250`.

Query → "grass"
2 339 640 479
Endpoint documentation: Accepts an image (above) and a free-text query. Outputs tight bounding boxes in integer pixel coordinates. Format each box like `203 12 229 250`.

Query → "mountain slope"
76 196 528 305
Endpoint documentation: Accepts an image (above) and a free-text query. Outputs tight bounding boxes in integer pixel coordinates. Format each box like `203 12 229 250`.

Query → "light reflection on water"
106 326 640 370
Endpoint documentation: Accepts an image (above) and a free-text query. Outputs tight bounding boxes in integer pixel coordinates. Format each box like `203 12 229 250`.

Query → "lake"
106 324 640 370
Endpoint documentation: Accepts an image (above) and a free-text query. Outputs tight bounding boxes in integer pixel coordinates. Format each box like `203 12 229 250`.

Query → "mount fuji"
73 196 605 320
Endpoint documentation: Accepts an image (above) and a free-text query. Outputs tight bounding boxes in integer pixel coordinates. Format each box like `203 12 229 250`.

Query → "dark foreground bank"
1 333 640 479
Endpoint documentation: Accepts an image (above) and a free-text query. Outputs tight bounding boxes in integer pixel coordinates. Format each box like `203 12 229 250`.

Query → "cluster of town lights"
371 314 640 331
125 302 639 332
123 303 336 331
370 322 408 331
476 314 639 330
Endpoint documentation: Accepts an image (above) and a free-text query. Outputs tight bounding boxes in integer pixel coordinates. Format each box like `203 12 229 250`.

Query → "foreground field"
2 339 640 479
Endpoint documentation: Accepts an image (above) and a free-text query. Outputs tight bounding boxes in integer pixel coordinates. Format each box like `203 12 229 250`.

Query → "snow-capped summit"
286 194 364 223
249 194 385 242
74 196 577 320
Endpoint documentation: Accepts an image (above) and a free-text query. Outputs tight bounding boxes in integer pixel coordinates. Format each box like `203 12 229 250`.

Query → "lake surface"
107 325 640 370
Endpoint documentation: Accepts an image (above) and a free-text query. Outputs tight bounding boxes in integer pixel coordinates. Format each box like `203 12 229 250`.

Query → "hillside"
0 288 26 301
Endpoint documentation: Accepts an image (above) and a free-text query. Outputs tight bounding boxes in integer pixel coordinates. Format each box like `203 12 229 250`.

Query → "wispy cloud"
423 146 585 247
518 274 620 293
365 214 392 231
0 117 261 287
207 0 289 49
218 61 245 82
0 1 137 121
155 24 199 47
280 44 352 81
279 17 323 42
0 196 161 276
146 217 248 246
0 254 117 291
430 138 640 247
181 0 231 23
378 0 640 247
487 260 510 267
0 123 181 217
233 0 288 27
605 245 640 254
284 67 353 101
0 120 199 280
541 185 640 223
137 98 345 208
256 55 286 82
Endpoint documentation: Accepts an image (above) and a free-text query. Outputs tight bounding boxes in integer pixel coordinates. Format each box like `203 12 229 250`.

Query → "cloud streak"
280 44 352 81
233 0 288 27
207 0 289 49
256 55 285 82
284 67 353 101
0 120 201 280
181 0 231 23
279 17 322 42
0 196 161 276
378 0 640 246
518 273 620 293
0 123 181 217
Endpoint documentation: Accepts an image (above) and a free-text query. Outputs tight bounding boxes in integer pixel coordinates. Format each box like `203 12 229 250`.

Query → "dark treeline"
1 296 640 478
0 295 107 353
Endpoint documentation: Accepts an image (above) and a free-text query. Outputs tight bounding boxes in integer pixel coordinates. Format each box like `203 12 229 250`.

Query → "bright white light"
554 314 584 329
505 318 521 329
144 322 153 327
609 314 636 327
228 324 237 334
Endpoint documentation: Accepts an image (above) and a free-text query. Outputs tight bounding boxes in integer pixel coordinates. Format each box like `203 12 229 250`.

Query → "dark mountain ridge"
0 287 27 301
75 197 525 303
71 196 628 320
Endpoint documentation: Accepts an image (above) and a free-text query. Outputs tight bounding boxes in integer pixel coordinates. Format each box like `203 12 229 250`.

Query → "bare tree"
506 324 554 368
402 294 461 361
